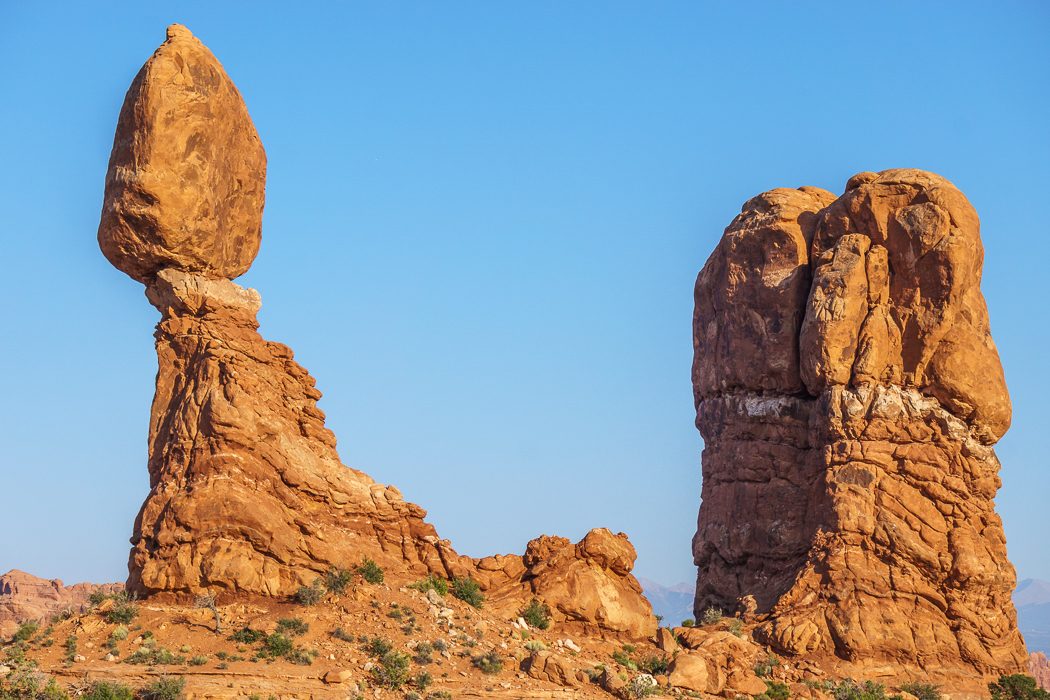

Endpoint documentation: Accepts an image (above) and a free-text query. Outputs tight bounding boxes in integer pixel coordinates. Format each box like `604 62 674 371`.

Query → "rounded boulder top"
98 23 267 284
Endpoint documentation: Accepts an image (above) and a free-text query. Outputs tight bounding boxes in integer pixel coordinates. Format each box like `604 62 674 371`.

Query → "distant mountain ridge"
639 577 695 626
1016 578 1050 656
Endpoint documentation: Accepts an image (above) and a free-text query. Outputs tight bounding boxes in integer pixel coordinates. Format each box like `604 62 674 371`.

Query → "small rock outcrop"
691 170 1027 685
1031 652 1050 690
0 570 121 639
99 25 655 641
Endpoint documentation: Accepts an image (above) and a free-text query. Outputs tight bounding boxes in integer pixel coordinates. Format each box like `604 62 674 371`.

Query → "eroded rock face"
103 25 654 641
98 25 265 283
692 169 1026 684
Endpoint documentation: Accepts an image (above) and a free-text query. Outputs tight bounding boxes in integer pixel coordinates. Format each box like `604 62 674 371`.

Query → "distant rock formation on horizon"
691 169 1028 689
1017 578 1050 655
0 570 120 640
96 24 655 640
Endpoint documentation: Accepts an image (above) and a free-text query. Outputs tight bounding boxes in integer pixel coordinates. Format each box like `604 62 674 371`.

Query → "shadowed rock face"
692 169 1026 683
101 25 655 641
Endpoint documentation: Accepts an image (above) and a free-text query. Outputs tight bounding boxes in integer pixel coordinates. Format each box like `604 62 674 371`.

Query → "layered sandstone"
100 25 654 641
692 169 1027 684
0 570 121 639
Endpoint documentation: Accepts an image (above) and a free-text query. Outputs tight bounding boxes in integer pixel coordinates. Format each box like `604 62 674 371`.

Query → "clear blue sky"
1 2 1047 588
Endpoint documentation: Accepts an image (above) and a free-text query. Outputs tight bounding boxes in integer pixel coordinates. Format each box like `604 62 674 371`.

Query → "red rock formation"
0 570 121 639
99 25 655 641
692 170 1027 686
1031 652 1050 690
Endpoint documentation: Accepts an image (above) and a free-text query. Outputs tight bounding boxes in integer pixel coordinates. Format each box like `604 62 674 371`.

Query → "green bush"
371 650 411 689
680 618 695 627
63 634 77 663
520 598 551 630
188 655 207 666
293 580 325 606
104 593 138 625
409 575 449 596
139 676 186 700
364 636 394 658
229 627 264 644
276 618 309 636
755 652 780 678
989 675 1050 700
451 578 484 608
331 627 355 642
12 621 39 643
413 671 433 691
472 650 503 675
829 679 895 700
83 680 134 700
900 682 942 700
324 567 354 594
357 559 385 585
758 680 791 700
413 641 434 664
637 653 671 675
262 634 294 658
612 648 637 671
699 606 723 625
285 647 316 666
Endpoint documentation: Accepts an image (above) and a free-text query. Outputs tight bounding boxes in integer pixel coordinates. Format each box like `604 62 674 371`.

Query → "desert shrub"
989 675 1050 700
63 634 77 663
637 653 671 675
276 618 309 636
472 650 503 675
425 692 453 700
364 636 394 657
727 617 743 636
409 575 449 596
413 641 434 664
628 674 660 698
293 580 325 606
680 618 695 627
757 680 791 700
612 648 637 671
188 655 207 666
331 627 355 642
432 638 448 653
356 558 385 584
450 577 484 608
413 671 433 691
104 593 138 625
88 590 110 607
700 606 723 625
229 627 264 644
124 646 183 665
0 660 69 700
262 634 294 658
82 680 134 700
829 679 894 700
110 625 129 641
324 567 353 594
12 621 39 643
520 598 551 630
900 682 941 700
285 647 315 666
139 676 186 700
524 639 547 652
371 650 411 689
755 652 781 678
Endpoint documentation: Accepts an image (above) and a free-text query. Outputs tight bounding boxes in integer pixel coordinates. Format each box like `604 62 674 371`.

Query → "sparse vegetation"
680 618 695 627
472 650 503 674
413 670 433 691
63 634 77 663
699 606 723 625
612 647 637 671
276 617 309 636
110 625 129 641
826 679 898 700
371 650 411 689
520 598 551 630
124 645 184 665
451 577 484 608
0 659 68 700
195 593 221 633
331 627 355 642
413 641 434 664
636 653 671 675
12 621 39 643
293 580 325 606
139 676 186 700
988 674 1050 700
364 636 394 658
357 558 385 584
757 680 791 700
627 674 660 698
409 574 449 596
82 680 134 700
524 639 547 653
755 652 781 678
727 617 743 636
325 567 353 594
104 592 139 624
188 655 208 666
900 682 942 700
229 627 265 644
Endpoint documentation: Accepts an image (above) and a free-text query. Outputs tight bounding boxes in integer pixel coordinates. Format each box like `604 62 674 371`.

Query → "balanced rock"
98 24 265 283
692 169 1026 688
101 25 655 641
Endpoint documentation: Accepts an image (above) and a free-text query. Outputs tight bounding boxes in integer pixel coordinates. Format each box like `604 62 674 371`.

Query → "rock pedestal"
99 25 655 641
692 170 1027 684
